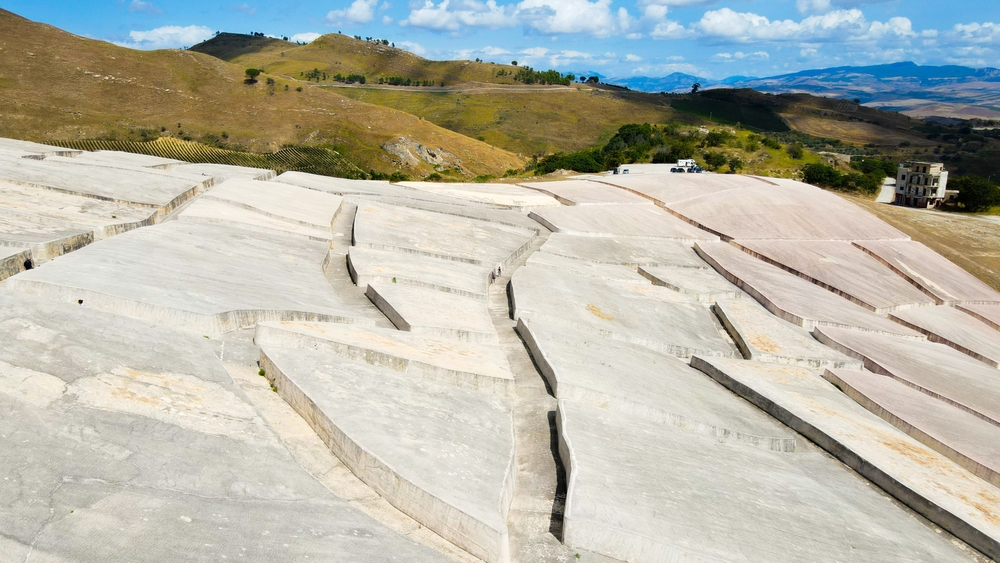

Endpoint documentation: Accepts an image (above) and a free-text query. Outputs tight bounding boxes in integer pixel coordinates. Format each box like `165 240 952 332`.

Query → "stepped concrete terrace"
525 250 649 283
254 321 515 396
517 179 653 206
529 203 719 241
538 231 708 268
0 138 82 156
693 356 1000 561
348 245 491 299
171 162 276 180
958 302 1000 332
399 181 561 211
735 239 938 313
6 221 370 336
178 197 334 240
815 326 1000 427
366 282 500 344
595 171 759 205
202 178 346 230
259 345 516 563
0 290 451 563
855 239 1000 304
713 297 862 369
639 264 744 302
890 305 1000 367
697 240 924 337
825 368 1000 489
72 150 185 169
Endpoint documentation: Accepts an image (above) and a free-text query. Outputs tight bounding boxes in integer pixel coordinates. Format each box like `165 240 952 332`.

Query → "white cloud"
714 50 769 61
516 46 610 67
402 0 512 31
326 0 379 25
402 0 632 36
397 41 428 56
950 21 1000 44
694 8 918 43
231 3 257 15
625 53 642 61
128 0 162 14
116 25 214 49
289 32 321 43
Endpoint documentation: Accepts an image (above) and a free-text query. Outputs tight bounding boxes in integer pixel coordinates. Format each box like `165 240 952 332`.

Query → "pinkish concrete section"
528 205 718 242
517 180 651 206
825 368 1000 489
890 305 1000 368
594 173 752 205
815 326 1000 427
735 240 937 314
854 240 1000 305
958 303 1000 333
696 241 921 338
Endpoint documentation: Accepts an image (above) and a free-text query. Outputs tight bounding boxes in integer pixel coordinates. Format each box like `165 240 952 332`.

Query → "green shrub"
953 175 1000 212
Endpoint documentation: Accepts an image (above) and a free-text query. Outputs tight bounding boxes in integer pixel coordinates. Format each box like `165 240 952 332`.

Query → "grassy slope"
0 11 522 177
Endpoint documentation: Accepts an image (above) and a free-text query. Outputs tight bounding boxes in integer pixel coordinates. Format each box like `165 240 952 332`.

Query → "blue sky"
3 0 998 78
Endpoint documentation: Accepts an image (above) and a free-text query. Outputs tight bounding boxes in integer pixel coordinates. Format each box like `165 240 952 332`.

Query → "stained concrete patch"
171 162 275 181
255 321 514 396
890 305 1000 367
692 356 1000 562
529 204 718 241
539 232 707 268
735 239 938 313
958 303 1000 332
697 241 922 338
517 316 795 451
348 246 490 298
260 346 515 563
815 326 1000 427
714 298 861 369
178 198 333 240
517 180 651 206
639 264 743 301
855 240 1000 304
6 222 371 336
511 265 734 358
203 178 345 229
556 398 975 563
825 368 1000 489
353 202 537 268
525 251 648 283
399 181 560 211
366 282 499 344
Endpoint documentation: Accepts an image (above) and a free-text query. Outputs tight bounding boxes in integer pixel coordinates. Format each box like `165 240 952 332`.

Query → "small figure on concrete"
490 270 496 284
497 266 502 277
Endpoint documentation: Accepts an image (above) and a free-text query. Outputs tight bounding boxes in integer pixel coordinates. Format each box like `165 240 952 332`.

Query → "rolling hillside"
0 10 523 177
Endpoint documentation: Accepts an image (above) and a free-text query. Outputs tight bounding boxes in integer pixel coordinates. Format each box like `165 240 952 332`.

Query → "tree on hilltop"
691 82 701 94
244 68 262 84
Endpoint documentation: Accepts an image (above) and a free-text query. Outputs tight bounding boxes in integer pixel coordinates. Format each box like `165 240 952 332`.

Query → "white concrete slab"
639 264 743 302
525 251 648 283
596 173 752 205
958 303 1000 332
890 305 1000 367
517 316 795 451
261 345 515 563
0 138 81 156
255 321 514 396
204 178 344 229
815 326 1000 426
557 398 975 563
0 181 155 239
696 241 923 338
171 162 275 181
347 194 544 231
692 356 1000 562
825 368 1000 489
855 240 1000 304
75 150 185 169
177 198 332 240
399 182 560 211
0 246 31 281
539 232 707 268
529 204 718 241
735 239 938 313
348 246 490 299
366 282 498 344
517 180 651 206
511 265 734 358
6 222 371 336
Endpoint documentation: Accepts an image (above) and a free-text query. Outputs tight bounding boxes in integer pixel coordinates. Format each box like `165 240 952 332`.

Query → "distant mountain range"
606 62 1000 120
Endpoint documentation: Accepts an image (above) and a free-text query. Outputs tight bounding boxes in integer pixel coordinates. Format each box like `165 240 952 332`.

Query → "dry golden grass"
781 115 934 147
0 10 522 177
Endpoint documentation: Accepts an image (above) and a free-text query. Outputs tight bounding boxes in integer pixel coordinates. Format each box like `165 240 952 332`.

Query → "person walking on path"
490 270 496 284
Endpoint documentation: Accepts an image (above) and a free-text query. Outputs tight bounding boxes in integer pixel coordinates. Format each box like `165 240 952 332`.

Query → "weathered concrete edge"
347 250 488 300
638 265 743 302
957 305 1000 333
365 283 500 345
887 313 1000 369
690 355 1000 562
261 348 513 563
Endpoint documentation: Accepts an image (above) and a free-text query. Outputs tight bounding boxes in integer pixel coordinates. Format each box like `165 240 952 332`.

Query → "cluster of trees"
801 158 897 195
302 68 325 82
952 175 1000 212
355 36 393 46
333 73 366 84
378 77 439 87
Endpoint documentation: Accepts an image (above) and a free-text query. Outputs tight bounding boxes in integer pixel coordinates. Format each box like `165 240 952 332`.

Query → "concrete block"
528 204 718 241
353 202 537 269
825 368 1000 489
735 239 938 313
348 194 543 231
348 246 490 299
639 264 743 301
261 346 515 563
255 321 514 396
517 179 652 205
596 172 756 205
74 150 185 169
557 397 974 563
6 222 372 336
204 178 344 230
398 181 560 211
365 282 499 344
0 138 81 156
539 232 707 268
178 198 333 241
0 214 94 264
692 356 1000 562
714 298 862 369
814 326 1000 427
958 303 1000 332
0 246 31 281
516 316 795 451
525 251 648 283
510 265 734 358
171 162 275 181
855 240 1000 304
890 305 1000 367
696 241 922 338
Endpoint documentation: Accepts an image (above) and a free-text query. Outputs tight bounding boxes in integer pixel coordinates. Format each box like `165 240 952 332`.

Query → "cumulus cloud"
515 46 612 67
326 0 379 25
402 0 512 31
115 25 214 49
402 0 631 36
231 3 257 15
397 41 428 55
625 53 643 61
713 50 769 61
289 32 321 43
128 0 162 14
694 8 916 43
